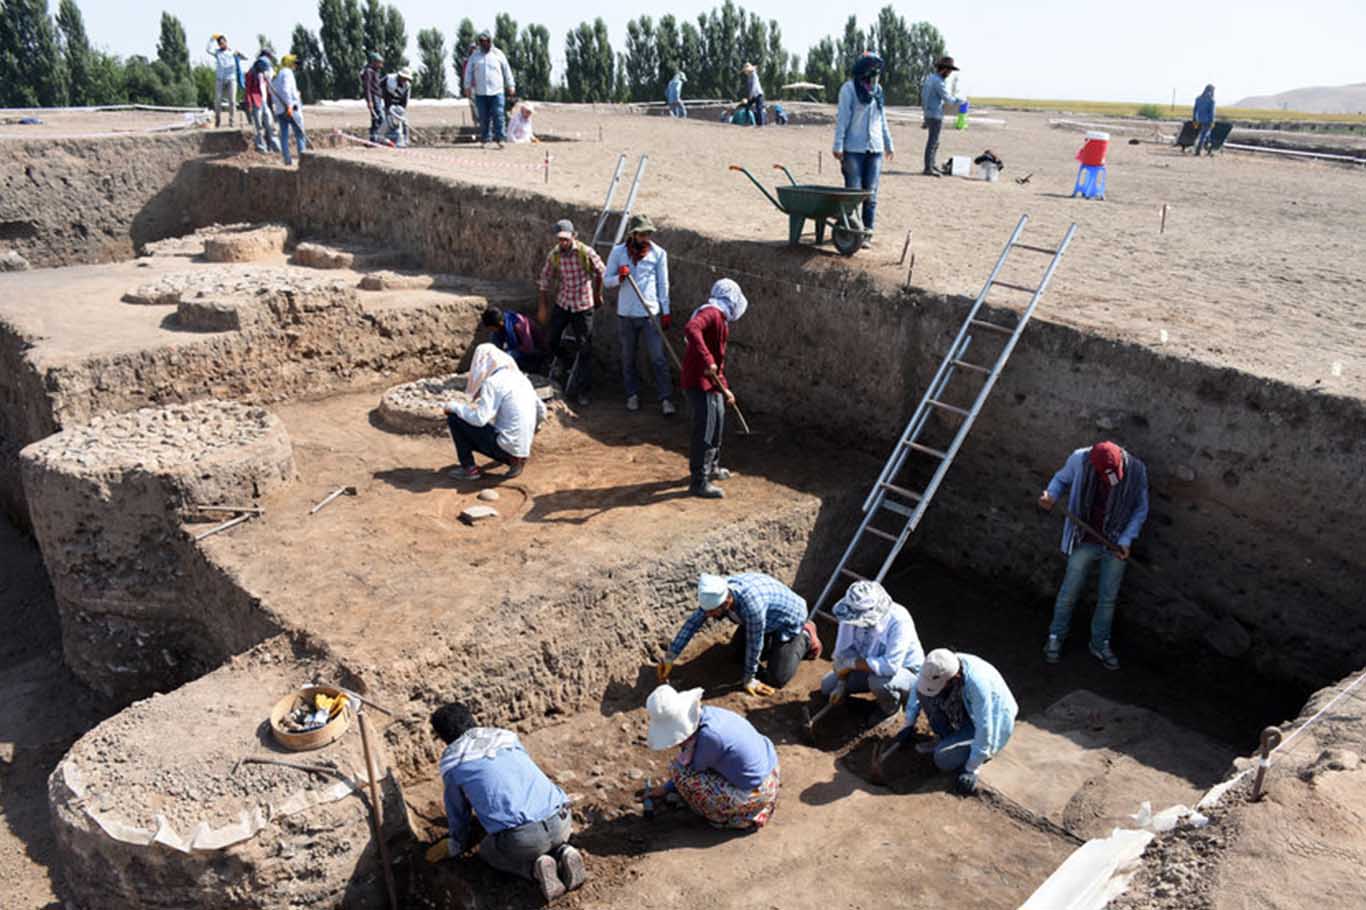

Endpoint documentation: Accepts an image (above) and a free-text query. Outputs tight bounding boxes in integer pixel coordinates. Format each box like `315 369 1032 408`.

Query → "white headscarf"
697 278 748 323
832 580 895 628
466 343 518 398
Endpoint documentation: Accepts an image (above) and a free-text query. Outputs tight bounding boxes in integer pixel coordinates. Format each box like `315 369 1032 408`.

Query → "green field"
971 97 1366 125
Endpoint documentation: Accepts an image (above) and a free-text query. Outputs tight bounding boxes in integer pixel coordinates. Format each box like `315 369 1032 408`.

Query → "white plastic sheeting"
1019 827 1154 910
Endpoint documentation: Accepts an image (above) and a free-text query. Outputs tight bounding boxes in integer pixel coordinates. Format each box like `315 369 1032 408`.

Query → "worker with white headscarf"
680 279 748 499
819 580 924 714
444 343 546 481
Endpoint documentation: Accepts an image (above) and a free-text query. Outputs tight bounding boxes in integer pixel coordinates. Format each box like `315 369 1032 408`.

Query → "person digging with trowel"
892 648 1017 795
641 684 781 829
819 580 924 715
1039 440 1150 670
681 278 748 499
659 572 821 697
426 704 586 902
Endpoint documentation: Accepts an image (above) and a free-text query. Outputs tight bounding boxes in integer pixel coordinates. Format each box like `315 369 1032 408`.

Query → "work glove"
425 837 452 863
660 314 672 331
656 659 674 682
828 682 848 705
617 265 631 279
743 679 776 698
954 771 978 796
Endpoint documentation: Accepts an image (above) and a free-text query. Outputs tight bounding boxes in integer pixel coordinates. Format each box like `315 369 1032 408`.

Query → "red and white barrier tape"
330 129 553 174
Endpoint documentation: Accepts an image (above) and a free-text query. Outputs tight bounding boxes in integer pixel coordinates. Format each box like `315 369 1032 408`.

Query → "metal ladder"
591 154 648 251
809 214 1078 621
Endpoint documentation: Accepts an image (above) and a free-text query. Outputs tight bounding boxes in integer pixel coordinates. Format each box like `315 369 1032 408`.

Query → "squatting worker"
361 51 385 143
463 30 515 148
604 215 676 416
271 55 306 167
381 67 413 147
537 219 605 407
426 704 586 902
1192 84 1217 156
920 56 965 177
833 52 894 248
642 685 780 830
1039 440 1150 671
443 344 546 481
659 573 821 696
898 648 1017 795
821 580 924 714
680 279 748 499
206 34 246 128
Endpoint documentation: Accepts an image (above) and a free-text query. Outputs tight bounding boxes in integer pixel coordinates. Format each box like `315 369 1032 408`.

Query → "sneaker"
923 168 942 178
504 457 525 479
862 234 875 249
626 394 640 412
660 399 677 416
1089 641 1120 671
710 467 732 482
532 854 566 902
689 481 725 499
1043 634 1061 664
495 141 505 150
554 844 587 892
449 466 481 481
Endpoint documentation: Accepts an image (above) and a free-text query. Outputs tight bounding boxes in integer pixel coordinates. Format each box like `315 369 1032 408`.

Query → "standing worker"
604 215 676 417
271 54 306 166
1039 440 1150 670
463 30 515 149
245 50 279 154
680 278 747 499
666 71 688 118
537 219 605 407
833 52 894 248
361 51 385 144
426 704 586 902
659 572 820 696
920 56 965 177
820 580 924 715
1192 85 1217 156
206 34 246 128
740 62 765 126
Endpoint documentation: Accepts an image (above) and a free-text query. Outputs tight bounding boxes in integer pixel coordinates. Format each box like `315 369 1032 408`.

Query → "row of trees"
0 0 945 110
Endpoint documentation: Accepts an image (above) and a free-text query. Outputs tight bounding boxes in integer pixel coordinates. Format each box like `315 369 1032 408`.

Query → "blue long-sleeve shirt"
833 80 893 155
667 573 807 683
683 706 778 791
1045 447 1150 552
440 737 567 852
666 76 683 104
904 652 1017 774
1193 93 1215 124
604 242 670 318
832 602 924 677
920 72 962 120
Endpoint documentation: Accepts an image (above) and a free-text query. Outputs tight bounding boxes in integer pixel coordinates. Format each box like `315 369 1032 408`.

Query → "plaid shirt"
537 241 605 312
669 573 807 683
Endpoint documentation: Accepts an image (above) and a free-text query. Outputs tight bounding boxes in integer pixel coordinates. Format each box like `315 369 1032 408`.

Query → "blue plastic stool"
1072 164 1106 200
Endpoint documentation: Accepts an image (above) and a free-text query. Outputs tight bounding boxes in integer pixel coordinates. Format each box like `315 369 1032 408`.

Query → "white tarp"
1019 827 1154 910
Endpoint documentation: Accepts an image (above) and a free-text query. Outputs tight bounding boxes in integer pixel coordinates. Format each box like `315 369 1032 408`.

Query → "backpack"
548 241 594 276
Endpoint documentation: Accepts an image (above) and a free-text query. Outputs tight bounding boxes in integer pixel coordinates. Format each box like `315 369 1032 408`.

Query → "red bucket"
1077 131 1109 166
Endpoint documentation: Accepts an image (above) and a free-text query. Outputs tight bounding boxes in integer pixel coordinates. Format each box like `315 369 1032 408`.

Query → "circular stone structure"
377 372 555 435
122 266 351 307
19 401 296 701
201 222 293 262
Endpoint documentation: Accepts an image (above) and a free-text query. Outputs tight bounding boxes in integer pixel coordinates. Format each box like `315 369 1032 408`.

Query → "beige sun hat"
646 684 704 750
916 648 962 697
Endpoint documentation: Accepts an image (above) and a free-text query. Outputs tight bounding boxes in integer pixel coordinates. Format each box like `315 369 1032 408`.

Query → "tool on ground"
232 755 347 779
358 708 399 910
336 686 396 717
809 215 1078 622
623 271 753 435
194 510 259 541
591 153 648 252
186 503 265 515
800 681 847 741
730 163 872 256
309 485 358 515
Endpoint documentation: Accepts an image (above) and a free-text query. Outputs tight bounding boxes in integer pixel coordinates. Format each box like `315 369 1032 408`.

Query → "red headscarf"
1089 441 1124 487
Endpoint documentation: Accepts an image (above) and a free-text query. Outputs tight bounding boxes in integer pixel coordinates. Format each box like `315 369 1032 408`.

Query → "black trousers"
686 388 724 486
548 306 594 395
923 117 944 173
729 625 808 687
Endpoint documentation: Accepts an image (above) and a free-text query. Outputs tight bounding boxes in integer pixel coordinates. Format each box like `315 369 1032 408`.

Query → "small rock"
0 249 30 271
459 505 499 525
556 770 578 783
1094 414 1118 431
590 765 604 777
477 489 499 502
1173 464 1196 483
626 768 645 781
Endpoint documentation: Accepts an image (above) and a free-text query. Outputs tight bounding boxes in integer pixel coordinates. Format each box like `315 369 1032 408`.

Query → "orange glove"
660 314 672 331
617 265 630 279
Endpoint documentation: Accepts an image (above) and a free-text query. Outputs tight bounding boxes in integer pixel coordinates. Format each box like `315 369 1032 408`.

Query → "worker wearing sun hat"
271 54 306 166
819 580 924 714
641 684 781 829
920 55 965 176
898 648 1017 795
739 62 765 126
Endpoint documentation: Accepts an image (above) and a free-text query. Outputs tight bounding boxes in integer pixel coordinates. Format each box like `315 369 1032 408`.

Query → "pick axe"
310 485 358 515
799 681 846 743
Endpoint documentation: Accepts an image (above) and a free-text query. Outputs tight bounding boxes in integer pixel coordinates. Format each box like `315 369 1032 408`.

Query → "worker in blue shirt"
1192 85 1217 156
425 704 586 902
920 56 965 177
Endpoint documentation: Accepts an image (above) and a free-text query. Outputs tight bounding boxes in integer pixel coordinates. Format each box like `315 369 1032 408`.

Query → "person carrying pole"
206 34 247 128
680 278 748 499
604 215 676 417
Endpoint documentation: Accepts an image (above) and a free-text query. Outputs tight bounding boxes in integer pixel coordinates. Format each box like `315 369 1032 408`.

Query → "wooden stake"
598 123 603 142
817 149 821 175
1160 203 1169 234
898 229 913 266
544 148 550 184
359 711 400 910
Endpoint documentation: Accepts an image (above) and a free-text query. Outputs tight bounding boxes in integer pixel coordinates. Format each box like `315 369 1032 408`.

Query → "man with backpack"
537 219 605 407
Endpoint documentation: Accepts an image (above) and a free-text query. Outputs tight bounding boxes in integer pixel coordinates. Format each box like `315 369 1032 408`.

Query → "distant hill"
1234 83 1366 114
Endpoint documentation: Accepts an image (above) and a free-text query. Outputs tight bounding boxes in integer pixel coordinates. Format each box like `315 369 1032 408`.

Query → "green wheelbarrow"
730 163 872 256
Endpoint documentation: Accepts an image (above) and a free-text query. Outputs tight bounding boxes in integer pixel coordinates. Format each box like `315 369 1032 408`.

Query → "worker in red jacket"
681 278 749 499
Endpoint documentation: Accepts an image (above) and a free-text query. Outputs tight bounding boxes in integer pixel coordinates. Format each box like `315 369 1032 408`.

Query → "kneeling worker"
899 648 1017 795
821 580 924 714
426 704 586 901
445 343 546 481
659 572 819 696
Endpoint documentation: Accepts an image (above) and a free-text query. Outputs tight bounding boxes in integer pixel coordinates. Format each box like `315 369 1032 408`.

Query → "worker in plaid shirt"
537 218 605 406
658 573 820 696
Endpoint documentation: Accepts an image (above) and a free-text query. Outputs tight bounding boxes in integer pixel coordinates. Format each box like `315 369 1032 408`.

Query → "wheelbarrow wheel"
832 213 864 256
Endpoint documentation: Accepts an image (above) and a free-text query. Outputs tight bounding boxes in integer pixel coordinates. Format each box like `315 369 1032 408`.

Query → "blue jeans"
746 94 766 126
279 112 307 166
1048 543 1128 648
668 100 687 118
923 117 943 173
820 667 914 714
932 725 976 771
1195 122 1213 155
841 151 884 230
618 316 671 400
475 94 506 142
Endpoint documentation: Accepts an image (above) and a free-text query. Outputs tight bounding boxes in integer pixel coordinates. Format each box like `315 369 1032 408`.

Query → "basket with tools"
269 685 354 751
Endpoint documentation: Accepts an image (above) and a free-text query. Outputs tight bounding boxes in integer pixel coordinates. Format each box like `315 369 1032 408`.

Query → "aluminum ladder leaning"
591 154 648 252
809 213 1079 622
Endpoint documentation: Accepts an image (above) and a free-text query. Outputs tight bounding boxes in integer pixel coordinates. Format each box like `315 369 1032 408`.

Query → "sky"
80 0 1366 104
